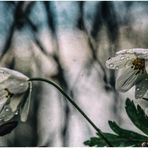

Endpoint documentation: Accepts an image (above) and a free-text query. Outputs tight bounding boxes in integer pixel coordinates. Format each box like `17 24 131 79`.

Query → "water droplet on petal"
15 111 18 115
20 83 24 86
136 88 140 91
5 108 10 112
120 56 125 60
109 63 114 68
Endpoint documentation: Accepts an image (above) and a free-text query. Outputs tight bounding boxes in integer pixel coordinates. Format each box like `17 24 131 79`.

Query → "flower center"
4 88 13 98
131 58 145 74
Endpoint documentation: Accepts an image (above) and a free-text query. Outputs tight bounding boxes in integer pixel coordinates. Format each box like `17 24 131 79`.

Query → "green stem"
143 98 148 101
29 77 112 147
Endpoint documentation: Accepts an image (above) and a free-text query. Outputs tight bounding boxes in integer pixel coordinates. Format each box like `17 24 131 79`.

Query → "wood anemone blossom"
0 68 32 135
106 48 148 99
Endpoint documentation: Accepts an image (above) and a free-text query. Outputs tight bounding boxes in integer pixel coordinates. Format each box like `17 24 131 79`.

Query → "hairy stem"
29 77 112 146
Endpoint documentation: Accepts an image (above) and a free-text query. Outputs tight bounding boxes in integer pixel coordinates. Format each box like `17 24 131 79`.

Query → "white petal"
0 105 14 122
136 54 148 59
0 80 29 95
0 90 9 111
106 54 136 69
3 112 14 122
116 48 148 59
135 83 147 99
116 66 139 92
116 48 148 54
0 68 29 80
145 60 148 74
0 68 29 94
135 75 148 99
6 79 29 94
9 95 23 112
132 48 148 57
133 48 148 59
0 68 10 83
116 49 134 55
21 82 32 122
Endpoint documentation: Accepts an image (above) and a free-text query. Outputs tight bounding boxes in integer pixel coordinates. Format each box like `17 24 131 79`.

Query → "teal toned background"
0 1 148 146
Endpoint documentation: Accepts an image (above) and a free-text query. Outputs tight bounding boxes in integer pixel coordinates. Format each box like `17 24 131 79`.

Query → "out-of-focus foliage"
84 98 148 147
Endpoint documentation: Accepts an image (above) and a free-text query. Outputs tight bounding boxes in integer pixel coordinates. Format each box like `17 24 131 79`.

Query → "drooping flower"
0 67 32 125
105 48 148 99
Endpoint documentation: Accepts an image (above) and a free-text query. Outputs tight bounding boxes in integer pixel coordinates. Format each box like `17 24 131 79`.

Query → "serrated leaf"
125 98 148 135
84 120 148 147
108 121 148 141
84 98 148 147
84 137 102 147
85 134 121 147
84 133 141 147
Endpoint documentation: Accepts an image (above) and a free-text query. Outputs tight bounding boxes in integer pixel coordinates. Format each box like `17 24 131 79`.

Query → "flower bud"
0 68 32 126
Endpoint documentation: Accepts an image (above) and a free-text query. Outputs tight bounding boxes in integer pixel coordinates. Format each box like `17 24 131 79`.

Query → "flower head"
0 67 32 125
106 48 148 99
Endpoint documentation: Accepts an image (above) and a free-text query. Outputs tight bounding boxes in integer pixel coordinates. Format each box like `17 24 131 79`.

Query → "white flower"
0 67 32 123
105 48 148 99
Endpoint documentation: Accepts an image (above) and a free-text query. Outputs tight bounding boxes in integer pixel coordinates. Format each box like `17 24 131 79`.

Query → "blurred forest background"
0 1 148 146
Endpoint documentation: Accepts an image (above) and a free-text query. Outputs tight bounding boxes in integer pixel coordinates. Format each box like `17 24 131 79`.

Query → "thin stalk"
29 77 112 147
143 98 148 101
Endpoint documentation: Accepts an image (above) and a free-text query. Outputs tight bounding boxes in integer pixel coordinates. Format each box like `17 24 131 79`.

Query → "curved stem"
143 98 148 101
29 77 112 147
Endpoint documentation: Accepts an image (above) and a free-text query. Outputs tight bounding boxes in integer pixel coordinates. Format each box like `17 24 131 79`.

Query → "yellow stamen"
131 58 145 74
4 88 13 98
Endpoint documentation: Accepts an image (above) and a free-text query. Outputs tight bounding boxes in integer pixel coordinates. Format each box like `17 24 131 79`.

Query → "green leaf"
84 98 148 147
85 133 124 147
109 121 148 141
84 137 102 147
125 98 148 135
84 119 148 147
84 132 143 147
